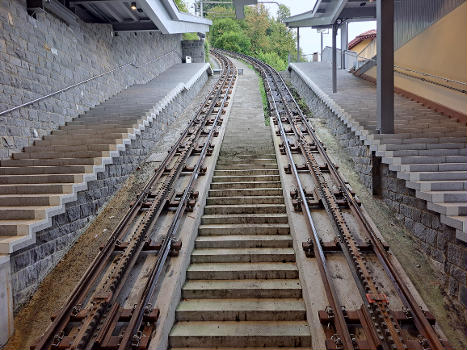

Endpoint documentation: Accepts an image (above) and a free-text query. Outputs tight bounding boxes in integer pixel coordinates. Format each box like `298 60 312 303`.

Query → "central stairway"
169 154 312 348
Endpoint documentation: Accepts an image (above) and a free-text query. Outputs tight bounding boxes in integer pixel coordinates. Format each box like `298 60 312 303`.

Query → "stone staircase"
0 63 209 255
290 63 467 241
169 154 312 349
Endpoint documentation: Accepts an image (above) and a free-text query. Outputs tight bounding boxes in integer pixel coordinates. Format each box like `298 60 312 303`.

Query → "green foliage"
256 51 288 71
173 0 188 12
204 40 210 63
183 32 199 40
214 31 251 55
209 4 298 71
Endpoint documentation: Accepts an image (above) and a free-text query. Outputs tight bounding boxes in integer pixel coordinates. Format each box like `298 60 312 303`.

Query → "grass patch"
240 60 270 126
285 81 312 116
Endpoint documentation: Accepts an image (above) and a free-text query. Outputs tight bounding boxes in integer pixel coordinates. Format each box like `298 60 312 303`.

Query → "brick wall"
290 69 467 308
182 40 205 63
10 72 208 309
0 0 182 159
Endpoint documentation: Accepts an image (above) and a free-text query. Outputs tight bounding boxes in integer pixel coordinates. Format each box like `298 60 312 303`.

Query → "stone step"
215 163 277 170
13 150 110 160
51 127 134 135
201 214 289 225
60 122 138 130
208 188 283 197
381 137 467 145
22 143 117 153
210 181 282 190
0 174 83 184
186 262 299 280
388 155 466 165
1 157 102 167
0 194 61 206
199 224 290 236
0 165 94 175
427 202 467 216
233 154 277 159
375 131 467 140
442 215 467 232
387 148 467 158
0 206 48 220
212 175 281 182
217 159 277 165
407 180 467 192
203 204 286 215
182 279 302 299
214 169 279 176
169 321 311 347
176 298 306 321
41 133 126 143
206 196 284 205
195 235 293 249
417 190 467 203
0 183 74 195
382 142 467 151
191 248 296 263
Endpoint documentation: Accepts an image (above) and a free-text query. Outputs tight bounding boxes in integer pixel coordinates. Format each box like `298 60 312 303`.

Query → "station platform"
289 62 467 241
0 62 210 330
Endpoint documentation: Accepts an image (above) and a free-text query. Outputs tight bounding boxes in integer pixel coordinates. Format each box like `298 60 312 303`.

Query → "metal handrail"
345 50 466 93
0 50 181 117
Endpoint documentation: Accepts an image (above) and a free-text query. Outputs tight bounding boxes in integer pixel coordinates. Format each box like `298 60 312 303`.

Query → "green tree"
277 4 291 23
209 17 242 43
214 31 251 54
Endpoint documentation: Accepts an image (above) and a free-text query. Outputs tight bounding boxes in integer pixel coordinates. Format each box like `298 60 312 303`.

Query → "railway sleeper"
302 238 389 258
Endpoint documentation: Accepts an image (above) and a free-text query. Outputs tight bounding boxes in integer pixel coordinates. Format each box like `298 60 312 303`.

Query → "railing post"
332 23 338 93
340 21 348 69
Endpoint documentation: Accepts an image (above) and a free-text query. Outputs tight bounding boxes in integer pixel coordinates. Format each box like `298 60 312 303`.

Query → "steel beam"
332 23 337 93
340 21 348 69
376 0 394 134
297 27 300 62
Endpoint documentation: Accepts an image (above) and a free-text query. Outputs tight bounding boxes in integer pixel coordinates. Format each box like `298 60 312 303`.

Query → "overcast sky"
185 0 376 57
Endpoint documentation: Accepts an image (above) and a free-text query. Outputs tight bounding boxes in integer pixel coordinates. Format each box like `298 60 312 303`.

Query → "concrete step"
51 127 134 135
176 298 306 321
13 150 110 160
1 157 102 167
203 204 286 215
0 174 83 184
199 224 290 236
214 169 279 176
0 220 35 235
0 206 48 220
216 164 278 170
40 133 126 143
206 196 284 205
169 321 311 347
191 248 296 263
407 180 467 192
212 175 281 182
391 162 467 173
201 214 289 225
22 143 117 153
417 191 467 203
388 148 467 157
195 235 293 249
182 279 302 299
387 155 466 165
382 142 467 151
208 188 283 197
401 171 467 182
0 165 94 175
427 202 467 216
0 183 74 195
0 194 61 206
442 215 467 232
186 262 299 280
210 181 282 190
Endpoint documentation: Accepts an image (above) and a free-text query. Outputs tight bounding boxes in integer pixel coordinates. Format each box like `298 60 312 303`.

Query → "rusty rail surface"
227 50 449 350
32 51 237 350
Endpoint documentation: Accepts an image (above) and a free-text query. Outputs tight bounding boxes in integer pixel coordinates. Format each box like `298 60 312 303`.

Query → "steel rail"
118 51 237 349
229 50 446 350
272 63 445 350
33 51 231 350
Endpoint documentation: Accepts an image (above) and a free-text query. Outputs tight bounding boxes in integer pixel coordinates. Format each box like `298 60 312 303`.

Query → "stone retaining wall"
182 40 205 63
0 0 182 159
290 69 467 308
10 72 208 309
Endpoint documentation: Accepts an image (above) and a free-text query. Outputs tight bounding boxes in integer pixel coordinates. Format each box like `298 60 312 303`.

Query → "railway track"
226 51 451 350
31 51 237 350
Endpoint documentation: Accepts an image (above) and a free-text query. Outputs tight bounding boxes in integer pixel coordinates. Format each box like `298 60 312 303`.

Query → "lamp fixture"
130 2 137 11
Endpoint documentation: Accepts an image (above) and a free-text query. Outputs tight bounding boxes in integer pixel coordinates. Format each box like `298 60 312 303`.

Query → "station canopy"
27 0 211 33
283 0 376 28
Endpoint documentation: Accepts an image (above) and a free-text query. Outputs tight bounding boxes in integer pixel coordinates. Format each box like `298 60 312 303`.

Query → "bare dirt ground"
309 116 467 349
4 75 219 350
